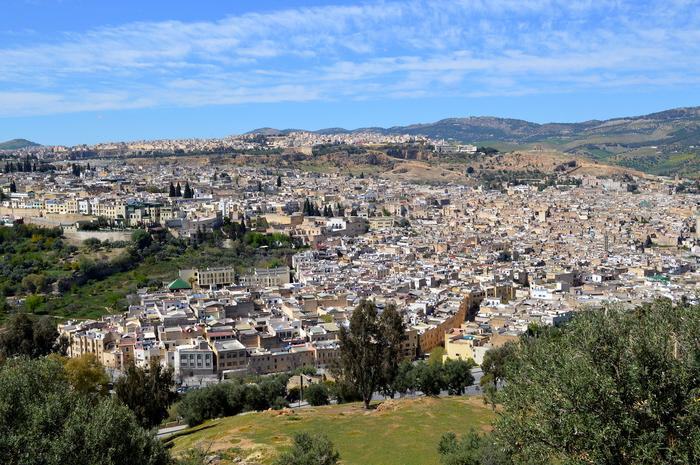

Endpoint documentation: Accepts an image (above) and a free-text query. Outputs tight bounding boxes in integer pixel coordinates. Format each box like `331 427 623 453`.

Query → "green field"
169 396 494 465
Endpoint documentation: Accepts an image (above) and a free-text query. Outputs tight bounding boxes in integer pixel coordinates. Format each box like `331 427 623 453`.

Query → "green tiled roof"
168 278 192 290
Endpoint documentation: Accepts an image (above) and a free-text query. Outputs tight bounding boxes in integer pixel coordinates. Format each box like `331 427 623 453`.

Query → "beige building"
239 266 290 287
213 339 248 373
180 267 237 288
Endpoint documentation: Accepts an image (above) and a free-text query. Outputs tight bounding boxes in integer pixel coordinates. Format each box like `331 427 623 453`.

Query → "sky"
1 0 699 145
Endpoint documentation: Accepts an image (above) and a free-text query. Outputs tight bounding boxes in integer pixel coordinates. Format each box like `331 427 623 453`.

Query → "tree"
0 357 170 465
132 229 152 251
442 358 475 395
177 384 231 426
169 182 176 197
115 360 176 429
21 273 49 293
480 342 516 409
177 376 290 427
338 300 405 409
379 304 406 397
412 361 444 396
9 180 16 193
273 432 340 465
494 300 700 465
175 182 182 197
390 360 416 397
63 353 109 397
429 346 446 366
183 182 193 198
305 383 330 406
276 175 282 187
24 294 45 312
0 313 60 358
32 315 63 356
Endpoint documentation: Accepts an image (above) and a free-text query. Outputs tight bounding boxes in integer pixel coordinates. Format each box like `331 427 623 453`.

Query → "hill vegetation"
438 298 700 465
0 225 301 323
250 107 700 177
0 139 40 150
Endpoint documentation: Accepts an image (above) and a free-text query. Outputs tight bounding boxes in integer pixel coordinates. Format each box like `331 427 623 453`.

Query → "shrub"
305 383 330 406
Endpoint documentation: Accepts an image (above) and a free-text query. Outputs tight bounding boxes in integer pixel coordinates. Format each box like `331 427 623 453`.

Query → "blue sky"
1 0 699 145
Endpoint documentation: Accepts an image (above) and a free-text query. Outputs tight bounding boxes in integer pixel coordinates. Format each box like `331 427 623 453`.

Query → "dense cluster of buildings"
1 130 428 160
2 151 696 379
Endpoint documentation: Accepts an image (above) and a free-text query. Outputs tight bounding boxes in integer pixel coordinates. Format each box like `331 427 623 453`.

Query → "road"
157 424 188 439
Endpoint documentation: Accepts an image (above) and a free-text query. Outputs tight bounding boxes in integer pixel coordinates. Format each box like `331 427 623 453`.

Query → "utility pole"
299 374 304 407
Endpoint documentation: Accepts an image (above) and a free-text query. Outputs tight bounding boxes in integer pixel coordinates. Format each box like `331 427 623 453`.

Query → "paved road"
157 424 188 439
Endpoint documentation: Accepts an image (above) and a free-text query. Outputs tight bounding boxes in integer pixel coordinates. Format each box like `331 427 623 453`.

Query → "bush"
178 385 229 426
273 432 340 465
178 375 292 426
328 380 363 404
305 383 330 406
287 386 301 403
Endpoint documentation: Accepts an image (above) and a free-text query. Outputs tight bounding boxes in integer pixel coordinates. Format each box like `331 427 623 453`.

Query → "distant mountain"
245 128 301 136
248 106 700 177
0 139 40 150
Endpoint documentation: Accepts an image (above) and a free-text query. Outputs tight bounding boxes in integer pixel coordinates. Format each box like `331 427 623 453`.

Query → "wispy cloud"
0 0 699 116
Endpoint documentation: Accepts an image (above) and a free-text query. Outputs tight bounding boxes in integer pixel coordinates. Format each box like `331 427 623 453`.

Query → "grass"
169 396 495 465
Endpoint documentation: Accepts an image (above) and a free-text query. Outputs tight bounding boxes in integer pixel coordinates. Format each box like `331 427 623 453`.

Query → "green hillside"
251 106 700 177
169 396 494 465
0 139 40 150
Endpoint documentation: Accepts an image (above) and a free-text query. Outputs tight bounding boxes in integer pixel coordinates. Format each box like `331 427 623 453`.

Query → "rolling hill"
0 139 40 150
250 107 700 177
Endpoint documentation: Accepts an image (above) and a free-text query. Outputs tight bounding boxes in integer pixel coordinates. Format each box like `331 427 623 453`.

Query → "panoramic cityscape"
1 1 700 465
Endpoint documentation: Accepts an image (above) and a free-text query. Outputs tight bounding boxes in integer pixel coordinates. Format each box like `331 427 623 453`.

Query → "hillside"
169 396 494 465
0 138 40 150
249 106 700 177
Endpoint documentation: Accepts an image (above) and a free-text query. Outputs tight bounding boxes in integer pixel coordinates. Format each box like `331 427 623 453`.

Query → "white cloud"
0 0 698 116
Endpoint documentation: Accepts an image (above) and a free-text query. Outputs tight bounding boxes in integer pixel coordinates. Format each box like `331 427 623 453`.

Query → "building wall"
417 297 469 354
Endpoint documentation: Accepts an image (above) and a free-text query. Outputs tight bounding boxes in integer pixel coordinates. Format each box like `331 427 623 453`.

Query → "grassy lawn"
169 396 495 465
